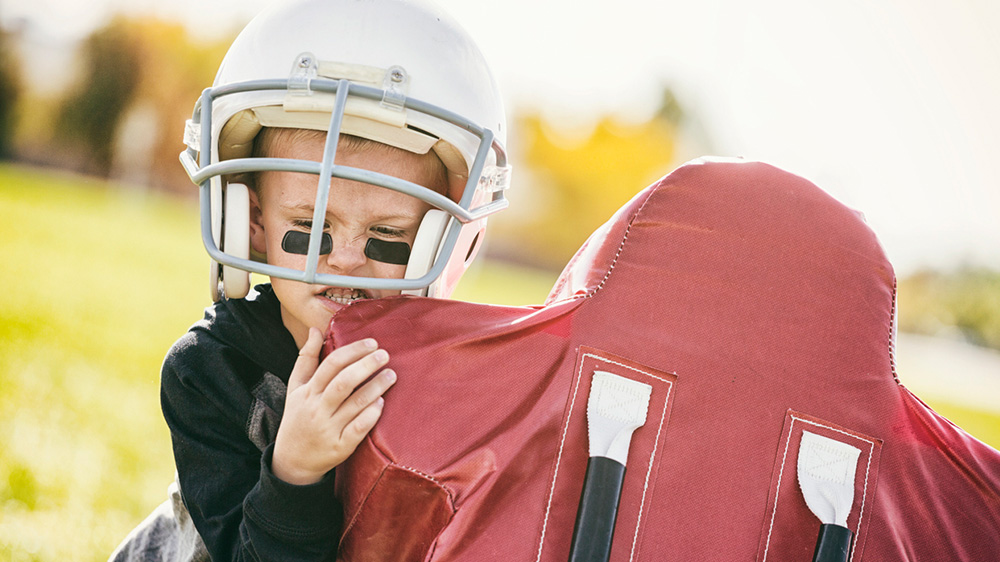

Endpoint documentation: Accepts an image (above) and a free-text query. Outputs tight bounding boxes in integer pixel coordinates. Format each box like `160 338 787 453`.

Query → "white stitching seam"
535 352 674 562
761 415 875 562
889 278 901 385
546 186 656 306
395 463 457 508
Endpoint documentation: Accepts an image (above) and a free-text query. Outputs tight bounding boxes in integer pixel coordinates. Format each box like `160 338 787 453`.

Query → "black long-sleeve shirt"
161 284 342 561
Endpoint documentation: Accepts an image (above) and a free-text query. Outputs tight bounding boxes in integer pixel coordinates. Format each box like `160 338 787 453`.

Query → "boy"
111 0 511 560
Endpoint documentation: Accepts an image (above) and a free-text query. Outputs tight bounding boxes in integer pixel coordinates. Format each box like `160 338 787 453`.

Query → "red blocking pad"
325 157 1000 561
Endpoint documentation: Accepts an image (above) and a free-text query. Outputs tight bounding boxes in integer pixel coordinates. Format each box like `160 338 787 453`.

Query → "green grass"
919 400 1000 449
0 165 206 561
0 163 997 561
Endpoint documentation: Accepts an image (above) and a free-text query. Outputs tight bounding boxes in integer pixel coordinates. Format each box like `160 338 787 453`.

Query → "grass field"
1 163 997 561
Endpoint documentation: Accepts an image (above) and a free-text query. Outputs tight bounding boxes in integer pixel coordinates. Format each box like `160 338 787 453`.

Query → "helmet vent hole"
406 124 439 139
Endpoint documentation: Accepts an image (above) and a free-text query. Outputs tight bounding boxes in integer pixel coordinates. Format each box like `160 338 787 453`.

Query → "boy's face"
248 132 445 348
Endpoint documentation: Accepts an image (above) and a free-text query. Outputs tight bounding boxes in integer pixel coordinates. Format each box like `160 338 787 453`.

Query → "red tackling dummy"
322 157 1000 561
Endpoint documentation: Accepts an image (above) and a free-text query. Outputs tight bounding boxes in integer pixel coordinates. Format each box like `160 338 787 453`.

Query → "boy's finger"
328 368 396 424
288 328 323 392
309 338 381 391
324 398 385 467
317 347 390 406
340 396 386 446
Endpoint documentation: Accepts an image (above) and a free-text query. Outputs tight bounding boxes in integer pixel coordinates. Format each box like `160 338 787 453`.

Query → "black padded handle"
568 457 626 562
812 523 853 562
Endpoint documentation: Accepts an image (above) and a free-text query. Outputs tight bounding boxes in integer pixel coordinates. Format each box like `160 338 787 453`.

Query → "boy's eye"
370 225 407 238
292 219 330 230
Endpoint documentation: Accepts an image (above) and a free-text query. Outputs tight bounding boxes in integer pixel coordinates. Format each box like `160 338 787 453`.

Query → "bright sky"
4 0 999 275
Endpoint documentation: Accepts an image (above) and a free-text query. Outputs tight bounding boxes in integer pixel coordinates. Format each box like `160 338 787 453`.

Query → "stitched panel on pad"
756 410 883 562
536 346 677 562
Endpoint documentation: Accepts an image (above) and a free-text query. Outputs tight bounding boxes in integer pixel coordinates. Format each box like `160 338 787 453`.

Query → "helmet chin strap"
403 209 450 297
216 183 251 301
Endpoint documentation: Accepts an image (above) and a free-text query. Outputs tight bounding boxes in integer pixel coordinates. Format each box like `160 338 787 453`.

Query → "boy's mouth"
319 288 370 306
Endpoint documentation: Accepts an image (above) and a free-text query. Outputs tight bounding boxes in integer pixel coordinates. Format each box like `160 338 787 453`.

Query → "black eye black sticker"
281 230 332 255
281 230 410 265
364 238 411 265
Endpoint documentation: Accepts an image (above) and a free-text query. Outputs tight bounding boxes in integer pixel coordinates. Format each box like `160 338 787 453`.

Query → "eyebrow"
279 201 318 213
277 201 422 223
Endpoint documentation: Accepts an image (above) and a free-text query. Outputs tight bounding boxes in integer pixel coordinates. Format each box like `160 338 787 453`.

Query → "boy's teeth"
323 289 365 305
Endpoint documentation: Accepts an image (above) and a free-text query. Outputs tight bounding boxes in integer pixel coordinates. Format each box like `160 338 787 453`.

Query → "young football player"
111 0 510 559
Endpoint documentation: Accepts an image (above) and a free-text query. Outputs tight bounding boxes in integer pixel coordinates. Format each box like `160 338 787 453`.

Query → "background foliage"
12 18 226 191
898 268 1000 349
55 19 142 174
0 25 22 159
501 92 683 268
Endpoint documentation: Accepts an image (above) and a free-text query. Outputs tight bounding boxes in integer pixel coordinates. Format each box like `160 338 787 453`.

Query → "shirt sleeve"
161 334 342 562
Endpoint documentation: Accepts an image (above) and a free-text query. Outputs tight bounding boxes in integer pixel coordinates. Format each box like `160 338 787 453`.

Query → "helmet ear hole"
210 261 221 302
222 183 251 299
465 231 482 263
403 209 449 297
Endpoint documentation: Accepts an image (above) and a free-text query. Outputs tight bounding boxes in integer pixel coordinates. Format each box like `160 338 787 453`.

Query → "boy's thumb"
319 318 336 361
288 328 323 390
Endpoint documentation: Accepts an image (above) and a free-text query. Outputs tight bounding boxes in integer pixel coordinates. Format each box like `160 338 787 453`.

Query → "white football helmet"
180 0 511 301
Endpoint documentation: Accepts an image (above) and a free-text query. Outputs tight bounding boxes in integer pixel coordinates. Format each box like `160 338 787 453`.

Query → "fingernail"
384 369 397 383
363 338 377 349
374 349 389 362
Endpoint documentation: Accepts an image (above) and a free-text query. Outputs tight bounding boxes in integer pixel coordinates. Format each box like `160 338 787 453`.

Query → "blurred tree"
0 25 23 159
51 17 229 189
898 267 1000 350
499 87 683 268
56 18 141 175
110 19 229 192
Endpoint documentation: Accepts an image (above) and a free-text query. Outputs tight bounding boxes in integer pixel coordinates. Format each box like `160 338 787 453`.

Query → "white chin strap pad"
221 183 251 300
209 177 223 302
403 209 449 297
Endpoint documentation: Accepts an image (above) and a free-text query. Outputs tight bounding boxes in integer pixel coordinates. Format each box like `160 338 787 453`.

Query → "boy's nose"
323 234 368 274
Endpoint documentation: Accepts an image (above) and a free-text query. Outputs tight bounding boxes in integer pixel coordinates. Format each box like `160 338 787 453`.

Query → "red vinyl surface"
324 157 1000 561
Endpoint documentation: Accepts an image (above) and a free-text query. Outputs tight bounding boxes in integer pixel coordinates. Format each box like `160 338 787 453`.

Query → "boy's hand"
272 328 396 485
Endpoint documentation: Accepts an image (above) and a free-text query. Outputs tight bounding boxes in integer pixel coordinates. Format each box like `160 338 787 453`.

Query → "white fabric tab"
587 370 652 465
797 430 861 527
